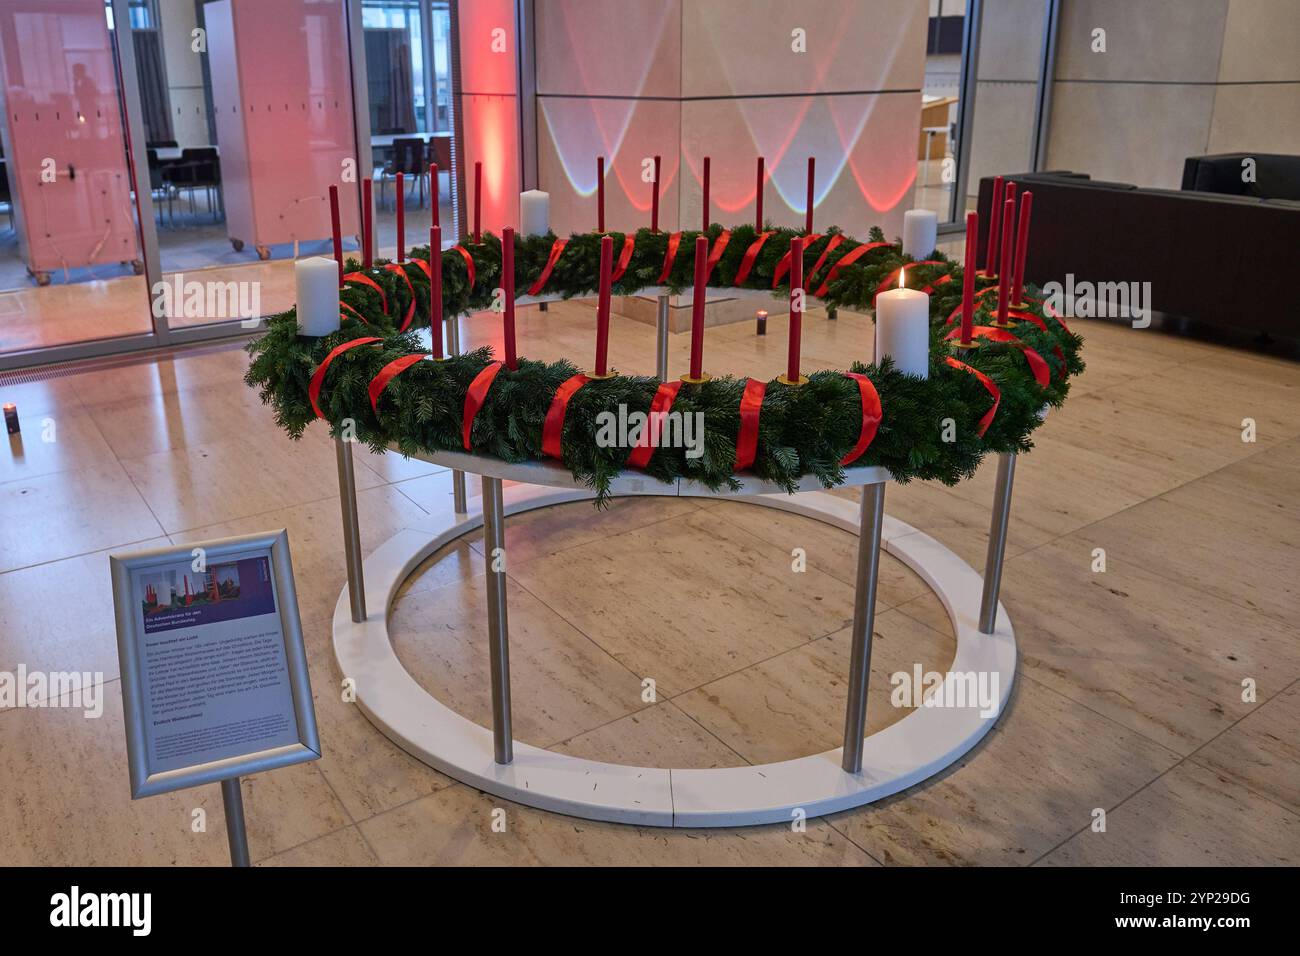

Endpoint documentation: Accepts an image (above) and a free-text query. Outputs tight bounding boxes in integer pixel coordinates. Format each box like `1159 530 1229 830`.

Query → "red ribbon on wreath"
626 380 683 469
922 273 953 295
772 234 821 288
733 378 766 470
541 373 590 459
813 241 890 297
343 272 388 315
451 244 476 289
611 234 636 282
308 336 382 419
462 361 503 449
657 232 683 284
807 234 845 287
368 353 426 415
840 372 883 465
732 231 774 286
944 356 1001 437
704 229 731 282
382 262 418 331
527 238 568 296
946 326 1052 387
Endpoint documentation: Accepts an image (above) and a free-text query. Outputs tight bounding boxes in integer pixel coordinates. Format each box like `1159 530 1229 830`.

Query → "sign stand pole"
220 777 251 867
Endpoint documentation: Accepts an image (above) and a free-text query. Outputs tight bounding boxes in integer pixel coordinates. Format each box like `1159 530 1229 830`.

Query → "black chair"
171 147 223 221
379 136 426 209
145 148 174 226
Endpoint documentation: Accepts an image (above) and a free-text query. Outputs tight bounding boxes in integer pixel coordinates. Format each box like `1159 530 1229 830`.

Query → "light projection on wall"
537 0 922 235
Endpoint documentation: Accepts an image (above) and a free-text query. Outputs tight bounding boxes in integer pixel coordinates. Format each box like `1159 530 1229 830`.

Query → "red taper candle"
501 226 517 368
688 235 708 380
805 156 815 234
430 162 440 228
328 184 343 286
362 177 373 269
787 236 804 382
430 225 444 358
597 155 605 232
395 172 405 261
995 197 1015 325
1011 190 1033 306
702 156 711 233
595 234 613 376
473 161 482 244
984 175 1004 275
755 156 765 231
960 211 977 345
651 155 661 232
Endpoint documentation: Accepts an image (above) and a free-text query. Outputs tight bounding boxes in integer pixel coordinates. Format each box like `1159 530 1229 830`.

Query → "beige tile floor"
0 293 1297 867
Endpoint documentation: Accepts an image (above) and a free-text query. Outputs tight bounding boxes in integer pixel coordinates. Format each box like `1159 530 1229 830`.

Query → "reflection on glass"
913 0 966 224
0 0 151 354
150 0 454 332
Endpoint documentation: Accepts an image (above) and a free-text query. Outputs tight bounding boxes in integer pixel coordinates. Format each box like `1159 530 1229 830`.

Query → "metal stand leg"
334 436 366 623
979 453 1017 634
655 293 670 380
445 311 468 513
220 777 250 867
481 475 513 764
841 483 885 774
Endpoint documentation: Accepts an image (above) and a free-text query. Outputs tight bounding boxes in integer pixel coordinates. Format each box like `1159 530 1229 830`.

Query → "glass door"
0 0 156 360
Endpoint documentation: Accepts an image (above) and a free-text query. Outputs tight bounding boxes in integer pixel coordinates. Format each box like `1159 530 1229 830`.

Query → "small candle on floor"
4 403 18 435
756 309 768 336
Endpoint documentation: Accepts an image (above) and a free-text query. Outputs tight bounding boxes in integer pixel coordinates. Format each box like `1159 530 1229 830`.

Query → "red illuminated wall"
454 0 521 235
534 0 927 239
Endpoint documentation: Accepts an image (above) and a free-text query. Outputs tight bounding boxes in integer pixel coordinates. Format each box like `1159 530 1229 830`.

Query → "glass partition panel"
0 0 153 354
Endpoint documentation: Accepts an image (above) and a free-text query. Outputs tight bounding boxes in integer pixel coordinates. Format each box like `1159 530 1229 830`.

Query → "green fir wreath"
246 223 1084 502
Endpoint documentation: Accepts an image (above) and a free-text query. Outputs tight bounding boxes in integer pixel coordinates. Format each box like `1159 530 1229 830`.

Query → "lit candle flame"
899 266 906 289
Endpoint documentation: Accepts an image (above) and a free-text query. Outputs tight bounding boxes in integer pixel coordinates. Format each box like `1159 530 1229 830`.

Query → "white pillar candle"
295 256 341 337
901 208 938 260
520 189 550 236
875 272 930 378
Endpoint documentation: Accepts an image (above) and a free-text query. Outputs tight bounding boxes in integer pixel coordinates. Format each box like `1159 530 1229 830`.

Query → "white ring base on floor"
332 480 1016 828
